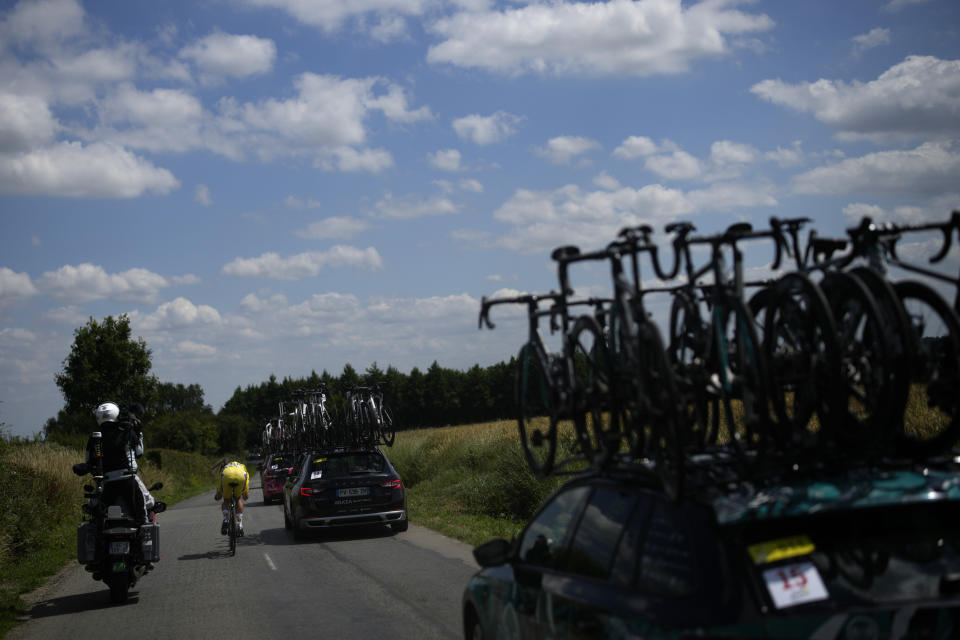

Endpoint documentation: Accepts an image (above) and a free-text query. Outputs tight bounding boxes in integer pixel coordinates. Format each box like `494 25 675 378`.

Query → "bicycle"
551 229 685 498
663 221 781 468
479 288 597 476
227 481 240 556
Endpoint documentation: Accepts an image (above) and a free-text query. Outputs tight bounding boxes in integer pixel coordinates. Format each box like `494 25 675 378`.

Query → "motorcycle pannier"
139 523 160 563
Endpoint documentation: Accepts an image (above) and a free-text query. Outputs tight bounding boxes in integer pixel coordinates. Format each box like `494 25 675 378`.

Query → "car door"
499 484 591 640
536 482 642 640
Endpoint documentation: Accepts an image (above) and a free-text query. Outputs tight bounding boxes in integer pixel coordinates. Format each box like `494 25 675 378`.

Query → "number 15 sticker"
762 561 829 609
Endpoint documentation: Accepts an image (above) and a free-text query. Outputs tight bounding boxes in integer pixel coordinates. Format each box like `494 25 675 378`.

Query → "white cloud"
323 146 395 173
0 267 37 303
593 172 621 190
535 136 602 164
765 141 805 167
452 111 522 145
372 193 459 219
40 305 87 325
296 216 371 239
428 148 462 171
852 27 891 54
194 184 212 205
458 178 483 193
174 340 218 358
791 140 960 199
241 0 430 33
613 135 658 159
427 0 774 76
0 93 58 152
239 292 288 312
751 56 960 142
365 84 433 123
0 141 179 197
710 140 759 166
179 32 277 82
36 263 195 303
883 0 932 12
133 297 223 331
0 0 86 51
492 183 695 253
221 246 384 279
645 150 702 181
687 182 778 211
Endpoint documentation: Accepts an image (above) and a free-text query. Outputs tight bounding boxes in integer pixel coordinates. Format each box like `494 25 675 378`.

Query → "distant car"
282 446 407 538
260 452 297 504
462 463 960 639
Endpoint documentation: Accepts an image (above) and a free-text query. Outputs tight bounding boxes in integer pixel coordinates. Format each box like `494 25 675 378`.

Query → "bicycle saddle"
665 221 695 234
726 222 753 236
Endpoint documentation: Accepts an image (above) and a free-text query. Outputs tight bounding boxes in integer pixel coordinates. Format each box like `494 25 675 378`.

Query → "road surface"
10 485 478 640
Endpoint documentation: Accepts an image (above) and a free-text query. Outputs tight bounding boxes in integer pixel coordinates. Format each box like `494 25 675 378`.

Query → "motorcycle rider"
74 401 156 519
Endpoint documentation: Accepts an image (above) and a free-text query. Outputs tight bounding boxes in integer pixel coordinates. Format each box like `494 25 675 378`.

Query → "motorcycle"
74 431 166 604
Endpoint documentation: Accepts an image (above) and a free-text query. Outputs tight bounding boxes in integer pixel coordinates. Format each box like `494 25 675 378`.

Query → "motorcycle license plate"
110 541 130 554
336 487 370 497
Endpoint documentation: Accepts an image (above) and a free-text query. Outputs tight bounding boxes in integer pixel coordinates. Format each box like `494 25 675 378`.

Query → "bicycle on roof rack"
345 384 395 448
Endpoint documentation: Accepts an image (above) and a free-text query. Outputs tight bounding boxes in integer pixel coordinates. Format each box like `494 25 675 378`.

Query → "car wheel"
292 517 305 541
465 606 484 640
391 518 408 533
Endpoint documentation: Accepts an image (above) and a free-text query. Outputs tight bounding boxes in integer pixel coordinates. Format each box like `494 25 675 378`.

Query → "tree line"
41 314 518 456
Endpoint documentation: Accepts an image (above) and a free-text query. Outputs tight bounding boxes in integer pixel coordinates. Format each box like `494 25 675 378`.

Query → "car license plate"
336 487 370 497
109 541 130 554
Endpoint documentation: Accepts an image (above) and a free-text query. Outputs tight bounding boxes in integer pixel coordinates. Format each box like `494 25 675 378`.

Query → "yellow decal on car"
313 458 327 464
748 535 815 565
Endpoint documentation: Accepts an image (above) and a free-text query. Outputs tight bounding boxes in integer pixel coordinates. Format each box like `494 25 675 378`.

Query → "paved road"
10 485 478 640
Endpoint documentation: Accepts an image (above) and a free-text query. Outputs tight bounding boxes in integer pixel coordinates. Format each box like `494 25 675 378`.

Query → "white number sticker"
310 470 323 480
763 561 829 609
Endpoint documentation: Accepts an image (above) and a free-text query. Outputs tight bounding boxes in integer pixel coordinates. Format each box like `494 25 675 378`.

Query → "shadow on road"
177 534 264 561
23 589 139 619
257 525 397 547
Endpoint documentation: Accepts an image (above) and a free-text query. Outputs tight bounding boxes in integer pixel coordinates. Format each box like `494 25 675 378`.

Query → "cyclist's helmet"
95 402 120 425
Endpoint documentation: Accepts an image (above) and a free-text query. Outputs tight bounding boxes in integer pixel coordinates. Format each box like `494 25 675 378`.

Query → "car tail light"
300 487 319 497
381 479 403 490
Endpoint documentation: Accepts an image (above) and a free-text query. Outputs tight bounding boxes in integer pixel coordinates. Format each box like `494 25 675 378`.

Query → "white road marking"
264 552 277 571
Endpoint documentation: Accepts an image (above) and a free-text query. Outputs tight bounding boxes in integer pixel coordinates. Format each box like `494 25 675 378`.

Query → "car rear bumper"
298 508 406 529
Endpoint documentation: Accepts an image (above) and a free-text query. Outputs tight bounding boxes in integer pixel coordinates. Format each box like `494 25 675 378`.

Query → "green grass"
388 419 576 547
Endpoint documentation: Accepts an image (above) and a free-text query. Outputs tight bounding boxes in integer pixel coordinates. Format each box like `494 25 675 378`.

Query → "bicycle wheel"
710 296 771 466
762 272 841 450
819 271 895 452
515 341 557 476
379 403 396 447
569 315 618 465
850 267 912 425
634 319 685 500
894 280 960 457
229 503 237 556
667 290 712 452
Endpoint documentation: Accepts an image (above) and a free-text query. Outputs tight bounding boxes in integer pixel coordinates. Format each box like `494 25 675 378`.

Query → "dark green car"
462 463 960 639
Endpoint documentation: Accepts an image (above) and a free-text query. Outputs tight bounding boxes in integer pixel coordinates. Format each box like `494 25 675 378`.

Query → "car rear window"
740 501 960 610
267 455 295 469
307 452 385 479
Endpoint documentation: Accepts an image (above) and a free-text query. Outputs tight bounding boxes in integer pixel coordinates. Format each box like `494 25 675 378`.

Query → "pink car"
260 453 296 504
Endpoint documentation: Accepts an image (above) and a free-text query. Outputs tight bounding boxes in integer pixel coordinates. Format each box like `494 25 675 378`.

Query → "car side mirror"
149 482 163 491
473 538 512 568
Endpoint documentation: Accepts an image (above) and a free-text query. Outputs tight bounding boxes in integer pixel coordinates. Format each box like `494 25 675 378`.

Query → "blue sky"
1 0 959 437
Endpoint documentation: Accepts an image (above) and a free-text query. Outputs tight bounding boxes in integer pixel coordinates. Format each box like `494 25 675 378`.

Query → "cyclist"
215 460 249 536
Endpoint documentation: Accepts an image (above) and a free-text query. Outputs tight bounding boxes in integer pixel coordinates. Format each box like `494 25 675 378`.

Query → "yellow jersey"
219 461 249 499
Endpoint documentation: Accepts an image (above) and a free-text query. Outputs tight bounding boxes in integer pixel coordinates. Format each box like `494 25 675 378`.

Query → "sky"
1 0 959 438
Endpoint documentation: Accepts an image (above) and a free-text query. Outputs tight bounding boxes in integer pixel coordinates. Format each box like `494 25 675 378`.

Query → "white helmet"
95 402 120 425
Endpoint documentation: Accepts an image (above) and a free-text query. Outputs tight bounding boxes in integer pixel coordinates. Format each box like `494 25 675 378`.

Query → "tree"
156 382 210 416
55 315 156 414
48 315 157 439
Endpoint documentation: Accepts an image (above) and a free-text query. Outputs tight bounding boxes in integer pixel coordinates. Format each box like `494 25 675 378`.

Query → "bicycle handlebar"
478 291 563 330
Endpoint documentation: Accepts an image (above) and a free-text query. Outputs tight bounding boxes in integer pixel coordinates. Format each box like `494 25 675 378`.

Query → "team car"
282 446 407 538
260 452 297 504
462 461 960 639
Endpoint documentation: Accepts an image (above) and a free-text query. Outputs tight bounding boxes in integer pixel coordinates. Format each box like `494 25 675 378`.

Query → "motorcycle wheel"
109 573 130 604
